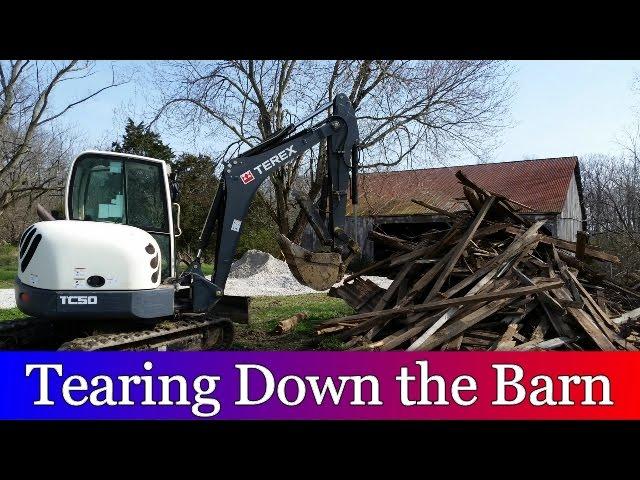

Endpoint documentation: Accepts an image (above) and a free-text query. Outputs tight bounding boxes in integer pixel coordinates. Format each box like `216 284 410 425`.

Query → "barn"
302 157 586 262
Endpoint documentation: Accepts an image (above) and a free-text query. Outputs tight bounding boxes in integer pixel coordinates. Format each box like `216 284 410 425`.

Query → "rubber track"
0 316 233 351
58 318 231 351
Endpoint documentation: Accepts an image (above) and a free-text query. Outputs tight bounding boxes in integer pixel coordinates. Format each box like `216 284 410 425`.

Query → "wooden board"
505 226 620 264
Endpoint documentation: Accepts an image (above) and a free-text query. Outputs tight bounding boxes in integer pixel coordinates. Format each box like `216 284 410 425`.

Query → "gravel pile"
0 289 15 310
225 249 392 297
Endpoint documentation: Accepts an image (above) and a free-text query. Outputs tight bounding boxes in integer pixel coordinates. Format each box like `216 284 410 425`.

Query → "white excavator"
2 94 360 350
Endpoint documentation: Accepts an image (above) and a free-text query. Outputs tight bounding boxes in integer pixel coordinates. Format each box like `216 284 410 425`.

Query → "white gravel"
0 250 393 309
225 249 392 296
0 289 15 309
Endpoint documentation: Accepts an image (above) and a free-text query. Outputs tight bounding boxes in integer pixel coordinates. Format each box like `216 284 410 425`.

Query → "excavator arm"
181 94 361 313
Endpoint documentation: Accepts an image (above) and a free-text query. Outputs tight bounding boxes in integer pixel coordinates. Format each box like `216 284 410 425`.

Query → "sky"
50 60 640 165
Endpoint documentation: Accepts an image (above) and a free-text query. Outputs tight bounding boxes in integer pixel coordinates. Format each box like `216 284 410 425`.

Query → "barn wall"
556 175 583 242
521 214 558 236
345 216 376 259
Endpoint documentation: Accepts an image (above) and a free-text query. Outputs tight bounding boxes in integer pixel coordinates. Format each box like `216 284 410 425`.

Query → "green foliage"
198 263 213 276
171 153 218 261
112 119 174 161
236 197 281 259
0 243 17 267
0 244 17 288
171 153 281 262
0 270 16 289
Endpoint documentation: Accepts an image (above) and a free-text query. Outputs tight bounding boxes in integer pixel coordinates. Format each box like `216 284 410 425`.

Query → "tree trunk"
273 175 290 235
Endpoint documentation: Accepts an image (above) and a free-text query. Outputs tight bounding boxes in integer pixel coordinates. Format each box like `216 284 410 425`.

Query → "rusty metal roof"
350 157 579 217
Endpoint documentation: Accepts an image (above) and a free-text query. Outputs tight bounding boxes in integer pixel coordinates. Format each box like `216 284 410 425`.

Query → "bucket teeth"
278 234 343 291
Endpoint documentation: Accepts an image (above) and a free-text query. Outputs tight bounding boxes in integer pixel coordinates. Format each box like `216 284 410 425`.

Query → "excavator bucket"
278 234 344 291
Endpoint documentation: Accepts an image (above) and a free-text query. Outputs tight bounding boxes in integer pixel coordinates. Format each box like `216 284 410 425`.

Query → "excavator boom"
184 93 360 308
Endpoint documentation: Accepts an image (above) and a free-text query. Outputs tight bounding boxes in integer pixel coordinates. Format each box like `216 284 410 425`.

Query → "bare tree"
582 145 640 279
0 127 79 242
147 60 513 241
0 60 125 218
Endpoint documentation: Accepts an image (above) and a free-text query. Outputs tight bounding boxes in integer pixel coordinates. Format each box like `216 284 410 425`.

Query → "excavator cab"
65 151 177 280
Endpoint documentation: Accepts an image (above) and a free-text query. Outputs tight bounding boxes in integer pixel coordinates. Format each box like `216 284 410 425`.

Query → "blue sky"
51 60 640 164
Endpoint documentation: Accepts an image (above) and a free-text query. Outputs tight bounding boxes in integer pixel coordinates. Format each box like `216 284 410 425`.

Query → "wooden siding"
556 175 583 242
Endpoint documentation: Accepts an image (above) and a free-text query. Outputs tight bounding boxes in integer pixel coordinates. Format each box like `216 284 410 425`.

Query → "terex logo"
253 145 297 176
240 170 255 184
60 295 98 305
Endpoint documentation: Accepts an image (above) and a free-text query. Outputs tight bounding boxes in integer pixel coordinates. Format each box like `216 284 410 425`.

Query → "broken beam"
505 226 620 264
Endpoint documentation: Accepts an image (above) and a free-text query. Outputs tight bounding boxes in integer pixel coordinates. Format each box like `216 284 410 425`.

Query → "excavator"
1 94 361 351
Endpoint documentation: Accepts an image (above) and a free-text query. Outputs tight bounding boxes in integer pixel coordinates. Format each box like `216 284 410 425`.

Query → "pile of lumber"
319 171 640 351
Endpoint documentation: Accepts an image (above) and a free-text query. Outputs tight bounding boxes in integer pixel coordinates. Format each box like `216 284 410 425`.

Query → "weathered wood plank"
494 319 523 351
408 296 517 351
373 261 414 311
505 225 620 263
322 279 563 329
411 198 456 218
455 170 533 227
397 250 453 307
368 230 416 252
564 269 615 328
567 307 616 351
575 231 589 261
379 311 448 351
512 337 573 351
612 306 640 326
441 334 464 351
423 196 496 303
462 186 483 213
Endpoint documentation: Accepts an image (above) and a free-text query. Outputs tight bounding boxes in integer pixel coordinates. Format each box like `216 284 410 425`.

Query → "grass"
176 262 214 276
0 244 18 289
0 308 25 322
233 293 355 350
201 263 213 276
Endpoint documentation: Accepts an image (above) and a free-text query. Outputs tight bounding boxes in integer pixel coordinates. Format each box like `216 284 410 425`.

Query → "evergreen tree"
112 119 174 161
171 153 218 260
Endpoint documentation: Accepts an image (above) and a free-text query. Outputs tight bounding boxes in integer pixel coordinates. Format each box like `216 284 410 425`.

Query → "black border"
4 7 640 60
4 420 638 453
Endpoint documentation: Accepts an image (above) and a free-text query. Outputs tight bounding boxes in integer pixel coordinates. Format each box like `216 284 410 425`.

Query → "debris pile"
319 171 640 351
